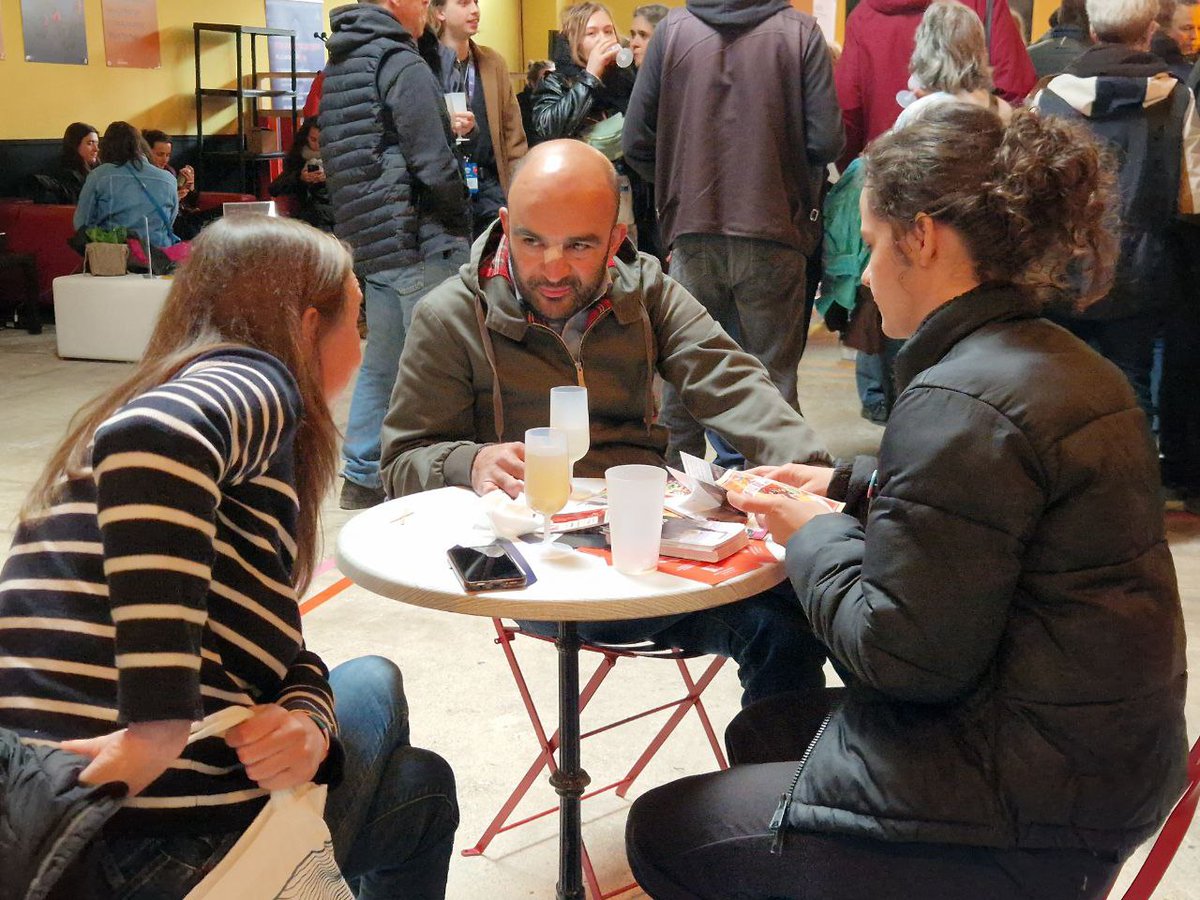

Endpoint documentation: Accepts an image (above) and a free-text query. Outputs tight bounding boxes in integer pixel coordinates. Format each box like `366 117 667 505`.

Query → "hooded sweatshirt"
835 0 1036 165
622 0 844 252
1036 44 1200 319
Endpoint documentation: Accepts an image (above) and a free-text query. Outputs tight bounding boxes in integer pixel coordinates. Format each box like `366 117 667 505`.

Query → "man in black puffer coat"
321 0 470 511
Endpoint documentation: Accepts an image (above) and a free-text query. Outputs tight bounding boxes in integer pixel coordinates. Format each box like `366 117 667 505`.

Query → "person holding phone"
269 118 336 232
144 128 211 241
0 216 458 899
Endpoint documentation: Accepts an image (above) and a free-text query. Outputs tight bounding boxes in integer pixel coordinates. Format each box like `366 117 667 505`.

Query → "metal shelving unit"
193 23 299 195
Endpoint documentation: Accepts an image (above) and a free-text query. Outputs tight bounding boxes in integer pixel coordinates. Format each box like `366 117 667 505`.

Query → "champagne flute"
524 427 570 546
550 386 589 498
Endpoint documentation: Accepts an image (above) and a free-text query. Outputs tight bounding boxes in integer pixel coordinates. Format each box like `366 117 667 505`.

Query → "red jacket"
835 0 1036 165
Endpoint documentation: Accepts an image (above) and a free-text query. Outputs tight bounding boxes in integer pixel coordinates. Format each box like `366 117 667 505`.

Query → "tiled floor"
1 323 1196 898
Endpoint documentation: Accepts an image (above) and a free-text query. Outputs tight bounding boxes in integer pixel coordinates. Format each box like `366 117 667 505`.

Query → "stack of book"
658 518 749 562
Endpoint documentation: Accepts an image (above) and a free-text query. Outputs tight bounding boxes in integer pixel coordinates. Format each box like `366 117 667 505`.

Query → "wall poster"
265 0 327 108
20 0 88 65
102 0 160 69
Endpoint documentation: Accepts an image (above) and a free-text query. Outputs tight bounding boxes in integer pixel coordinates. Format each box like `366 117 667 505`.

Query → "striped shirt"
0 348 336 835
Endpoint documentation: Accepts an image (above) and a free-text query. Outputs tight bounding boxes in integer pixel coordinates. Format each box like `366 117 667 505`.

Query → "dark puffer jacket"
1 728 123 900
1036 45 1194 321
783 284 1187 854
320 4 468 276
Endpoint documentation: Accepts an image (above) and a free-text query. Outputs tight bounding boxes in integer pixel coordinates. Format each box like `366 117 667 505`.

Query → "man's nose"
543 246 570 279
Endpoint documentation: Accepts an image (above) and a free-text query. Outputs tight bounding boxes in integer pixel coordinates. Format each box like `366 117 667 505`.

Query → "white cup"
615 46 634 69
605 464 667 574
444 92 468 117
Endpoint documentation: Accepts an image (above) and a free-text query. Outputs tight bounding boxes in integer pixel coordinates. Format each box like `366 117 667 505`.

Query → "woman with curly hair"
626 102 1187 899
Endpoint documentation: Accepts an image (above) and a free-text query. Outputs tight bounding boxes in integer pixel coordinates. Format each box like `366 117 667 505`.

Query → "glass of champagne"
550 386 589 498
524 427 570 546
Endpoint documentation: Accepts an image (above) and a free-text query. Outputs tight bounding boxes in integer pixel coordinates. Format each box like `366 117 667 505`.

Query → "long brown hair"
22 215 354 593
864 103 1117 309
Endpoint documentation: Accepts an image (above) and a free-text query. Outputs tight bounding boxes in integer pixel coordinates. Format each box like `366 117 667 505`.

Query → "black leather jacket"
530 61 636 142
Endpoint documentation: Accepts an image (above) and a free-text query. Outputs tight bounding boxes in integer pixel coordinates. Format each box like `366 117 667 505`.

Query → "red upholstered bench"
0 193 256 306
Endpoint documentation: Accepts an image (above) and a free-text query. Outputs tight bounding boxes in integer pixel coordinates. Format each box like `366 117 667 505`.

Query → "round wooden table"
336 484 785 899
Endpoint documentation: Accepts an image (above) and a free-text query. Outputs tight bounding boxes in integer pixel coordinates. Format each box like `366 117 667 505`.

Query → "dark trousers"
660 234 810 468
1160 227 1200 492
518 583 826 708
626 763 1122 900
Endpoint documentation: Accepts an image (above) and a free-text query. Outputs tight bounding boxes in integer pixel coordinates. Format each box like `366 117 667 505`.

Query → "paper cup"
605 464 667 574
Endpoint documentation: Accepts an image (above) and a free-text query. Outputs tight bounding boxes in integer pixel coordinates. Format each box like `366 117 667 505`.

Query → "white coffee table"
336 484 785 899
53 273 172 362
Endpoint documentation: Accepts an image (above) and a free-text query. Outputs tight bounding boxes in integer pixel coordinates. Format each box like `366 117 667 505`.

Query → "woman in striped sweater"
0 216 458 898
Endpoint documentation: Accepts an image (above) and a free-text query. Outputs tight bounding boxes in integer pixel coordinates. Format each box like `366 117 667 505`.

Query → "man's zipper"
528 304 613 388
768 711 831 854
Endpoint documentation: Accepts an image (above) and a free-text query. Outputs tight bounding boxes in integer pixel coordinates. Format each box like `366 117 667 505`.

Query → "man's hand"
471 442 525 498
450 110 477 138
224 705 327 792
728 490 834 546
745 464 836 496
585 40 620 78
63 719 191 797
300 167 326 184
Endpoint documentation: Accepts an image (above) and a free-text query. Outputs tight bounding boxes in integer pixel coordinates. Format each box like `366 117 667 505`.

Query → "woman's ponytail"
864 102 1117 308
986 110 1117 308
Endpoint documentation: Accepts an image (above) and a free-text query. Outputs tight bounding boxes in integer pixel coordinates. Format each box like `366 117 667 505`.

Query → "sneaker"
339 479 385 510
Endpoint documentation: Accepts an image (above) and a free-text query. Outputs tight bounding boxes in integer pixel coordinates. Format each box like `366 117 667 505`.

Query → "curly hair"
864 103 1118 310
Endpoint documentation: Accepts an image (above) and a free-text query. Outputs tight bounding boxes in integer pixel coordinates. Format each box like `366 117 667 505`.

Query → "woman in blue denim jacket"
75 121 180 250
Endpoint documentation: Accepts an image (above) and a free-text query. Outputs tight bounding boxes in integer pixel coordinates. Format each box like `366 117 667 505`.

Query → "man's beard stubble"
512 259 609 324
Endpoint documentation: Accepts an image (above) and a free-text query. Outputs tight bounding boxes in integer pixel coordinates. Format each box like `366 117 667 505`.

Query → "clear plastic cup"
605 465 667 574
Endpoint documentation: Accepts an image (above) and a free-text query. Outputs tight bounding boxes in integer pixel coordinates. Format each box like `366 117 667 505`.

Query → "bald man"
379 141 829 706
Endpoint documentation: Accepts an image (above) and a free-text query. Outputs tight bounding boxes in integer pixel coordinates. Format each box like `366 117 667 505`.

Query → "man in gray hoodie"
623 0 844 468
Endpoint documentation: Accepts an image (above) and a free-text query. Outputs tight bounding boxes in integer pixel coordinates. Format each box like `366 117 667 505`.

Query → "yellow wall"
1031 0 1055 40
0 0 345 140
477 0 522 72
0 0 844 141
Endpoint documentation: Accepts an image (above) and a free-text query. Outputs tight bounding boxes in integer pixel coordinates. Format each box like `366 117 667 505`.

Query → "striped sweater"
0 348 337 834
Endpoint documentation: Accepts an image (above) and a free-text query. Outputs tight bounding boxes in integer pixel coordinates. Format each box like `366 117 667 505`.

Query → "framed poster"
20 0 88 64
265 0 326 107
102 0 160 68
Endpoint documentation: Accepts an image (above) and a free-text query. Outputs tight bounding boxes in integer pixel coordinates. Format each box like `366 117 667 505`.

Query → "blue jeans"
854 337 905 423
519 583 826 708
88 657 458 899
343 250 468 491
659 234 809 468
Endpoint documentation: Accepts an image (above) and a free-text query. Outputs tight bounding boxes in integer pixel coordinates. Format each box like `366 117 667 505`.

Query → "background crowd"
1 0 1195 897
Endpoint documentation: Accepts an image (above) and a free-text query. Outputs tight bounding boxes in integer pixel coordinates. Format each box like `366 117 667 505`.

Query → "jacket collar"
894 284 1043 393
465 219 654 342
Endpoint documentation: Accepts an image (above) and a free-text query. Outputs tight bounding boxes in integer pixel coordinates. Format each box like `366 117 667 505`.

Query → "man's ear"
499 206 510 238
609 222 628 259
